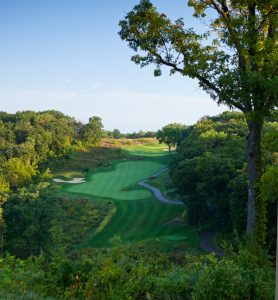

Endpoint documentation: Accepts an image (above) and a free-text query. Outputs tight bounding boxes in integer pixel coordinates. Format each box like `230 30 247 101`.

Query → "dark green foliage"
0 110 104 170
0 111 103 194
105 129 156 139
3 184 110 258
187 194 209 227
192 252 274 299
171 112 246 232
83 116 104 145
228 174 248 235
156 123 186 152
171 112 277 246
4 184 55 257
0 110 109 258
126 130 156 139
112 129 123 139
0 245 274 299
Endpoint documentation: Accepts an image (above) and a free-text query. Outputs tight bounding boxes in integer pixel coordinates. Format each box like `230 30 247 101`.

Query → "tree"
156 123 186 152
170 113 249 232
84 116 104 145
119 0 278 244
4 158 37 189
4 184 58 257
112 129 122 139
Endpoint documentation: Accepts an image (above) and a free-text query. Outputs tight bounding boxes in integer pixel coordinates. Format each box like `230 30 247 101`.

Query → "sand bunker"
53 178 85 184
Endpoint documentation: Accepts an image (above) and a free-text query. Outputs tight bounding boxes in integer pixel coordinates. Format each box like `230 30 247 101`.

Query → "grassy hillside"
50 145 124 179
55 139 200 252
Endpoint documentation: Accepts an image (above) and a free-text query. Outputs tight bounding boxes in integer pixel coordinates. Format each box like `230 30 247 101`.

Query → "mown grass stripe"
60 142 199 251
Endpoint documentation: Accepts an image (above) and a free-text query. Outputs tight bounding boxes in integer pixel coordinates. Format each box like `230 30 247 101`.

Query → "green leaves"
171 112 247 229
156 123 186 151
0 244 274 299
119 0 225 80
4 158 37 189
84 116 104 145
119 0 278 112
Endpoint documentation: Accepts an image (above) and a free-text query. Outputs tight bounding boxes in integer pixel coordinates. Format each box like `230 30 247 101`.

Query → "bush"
192 251 275 300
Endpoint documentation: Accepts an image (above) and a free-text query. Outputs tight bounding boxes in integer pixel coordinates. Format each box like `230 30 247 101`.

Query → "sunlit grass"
64 160 163 200
60 140 200 251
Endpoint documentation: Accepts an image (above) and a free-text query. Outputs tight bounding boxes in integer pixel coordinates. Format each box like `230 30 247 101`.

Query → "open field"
59 140 200 251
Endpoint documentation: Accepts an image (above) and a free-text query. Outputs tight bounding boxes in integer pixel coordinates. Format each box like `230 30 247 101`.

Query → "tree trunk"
246 117 265 244
275 202 278 300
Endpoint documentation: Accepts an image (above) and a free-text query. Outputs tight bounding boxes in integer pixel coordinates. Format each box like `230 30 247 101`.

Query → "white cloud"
64 78 71 84
0 87 228 132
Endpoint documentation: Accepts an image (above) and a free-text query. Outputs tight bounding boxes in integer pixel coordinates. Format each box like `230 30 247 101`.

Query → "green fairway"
61 141 200 251
122 142 168 157
65 160 164 200
86 199 198 249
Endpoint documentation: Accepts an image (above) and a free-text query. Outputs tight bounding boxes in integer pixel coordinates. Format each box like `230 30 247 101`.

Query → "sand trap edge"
53 178 86 184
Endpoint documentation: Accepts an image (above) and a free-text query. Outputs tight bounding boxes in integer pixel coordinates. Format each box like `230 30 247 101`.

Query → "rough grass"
53 196 114 250
58 140 200 251
102 138 157 148
51 146 124 179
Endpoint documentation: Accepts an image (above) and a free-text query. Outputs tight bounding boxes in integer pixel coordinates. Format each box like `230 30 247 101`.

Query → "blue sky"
0 0 226 132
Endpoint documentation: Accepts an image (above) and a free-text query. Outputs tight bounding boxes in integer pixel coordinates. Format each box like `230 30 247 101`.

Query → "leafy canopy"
119 0 278 115
84 116 104 145
156 123 186 151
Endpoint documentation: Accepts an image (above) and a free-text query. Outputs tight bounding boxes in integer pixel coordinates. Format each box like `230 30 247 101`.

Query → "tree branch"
154 51 246 111
207 0 246 72
155 52 221 95
258 8 278 33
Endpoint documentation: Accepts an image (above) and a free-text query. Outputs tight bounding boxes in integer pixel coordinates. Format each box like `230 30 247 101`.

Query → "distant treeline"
105 129 156 139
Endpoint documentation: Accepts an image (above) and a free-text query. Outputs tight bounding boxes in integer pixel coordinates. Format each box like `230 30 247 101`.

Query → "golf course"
59 141 200 251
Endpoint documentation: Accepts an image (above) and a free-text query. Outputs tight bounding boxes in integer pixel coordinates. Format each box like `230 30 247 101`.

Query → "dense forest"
0 110 153 258
0 109 276 299
171 111 278 254
0 110 101 258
